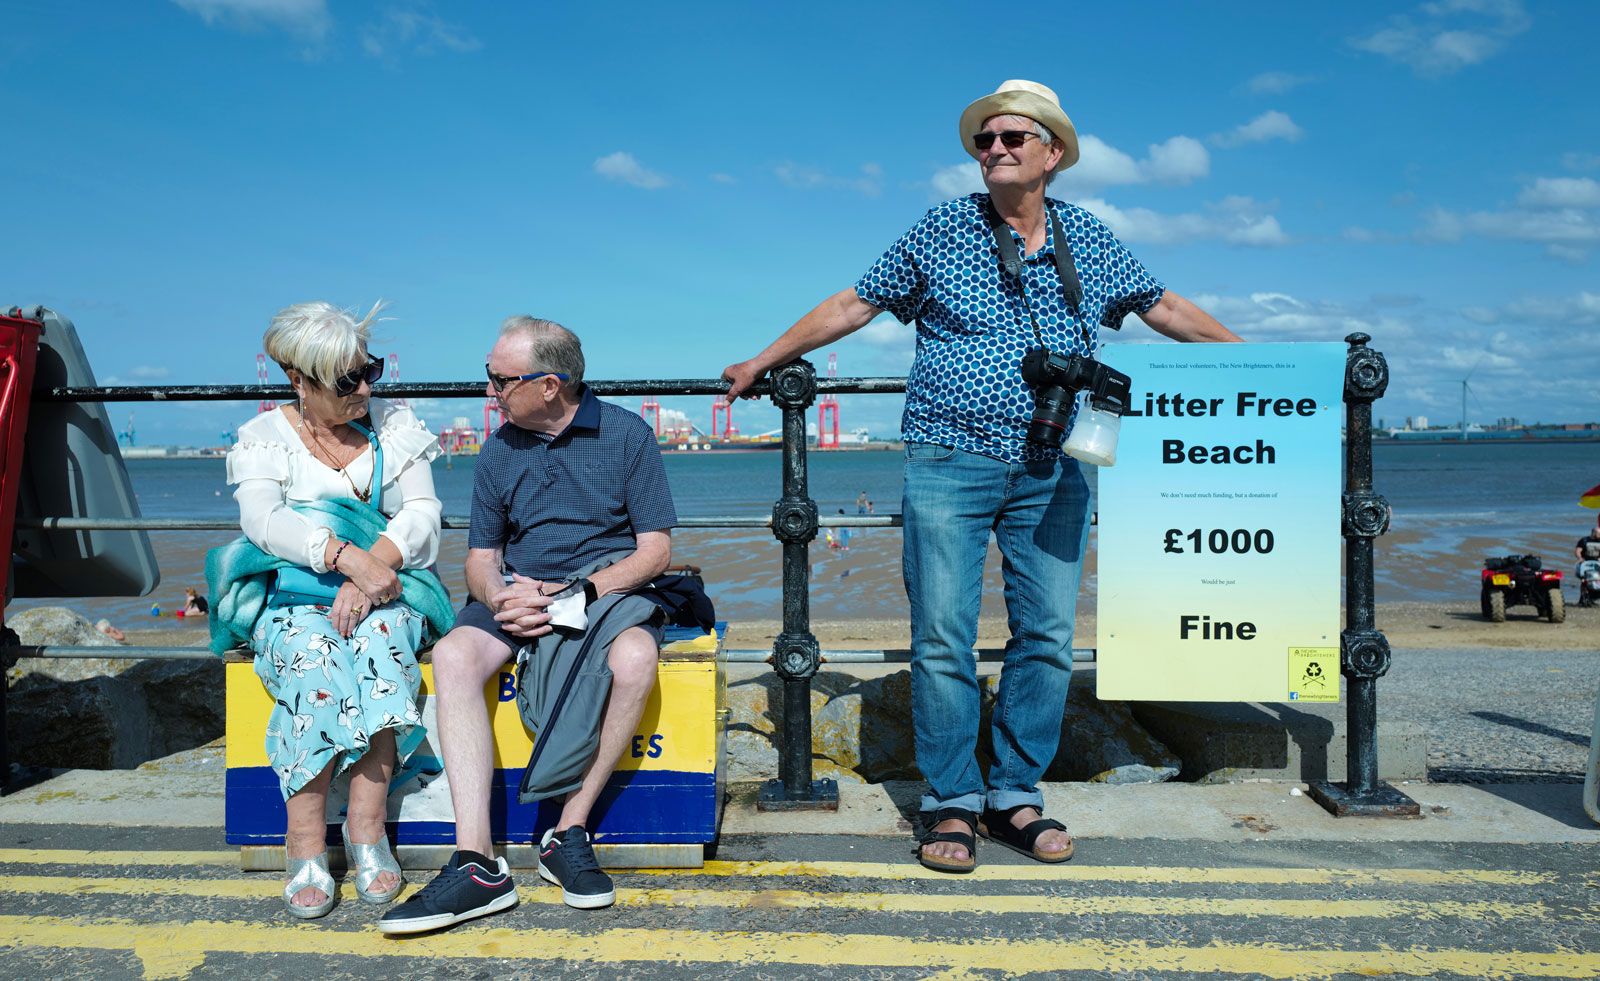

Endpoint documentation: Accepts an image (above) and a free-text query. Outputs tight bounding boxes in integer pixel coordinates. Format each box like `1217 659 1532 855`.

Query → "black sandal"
978 805 1074 863
916 807 978 873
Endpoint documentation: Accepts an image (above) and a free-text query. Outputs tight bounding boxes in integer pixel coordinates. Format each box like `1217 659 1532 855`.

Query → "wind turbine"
1460 351 1487 442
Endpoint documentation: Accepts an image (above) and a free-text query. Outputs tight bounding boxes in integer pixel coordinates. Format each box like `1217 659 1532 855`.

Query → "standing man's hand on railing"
720 359 767 401
720 287 883 400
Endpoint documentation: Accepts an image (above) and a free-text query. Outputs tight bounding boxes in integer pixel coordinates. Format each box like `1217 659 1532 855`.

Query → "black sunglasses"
972 130 1039 152
486 364 569 394
331 355 386 397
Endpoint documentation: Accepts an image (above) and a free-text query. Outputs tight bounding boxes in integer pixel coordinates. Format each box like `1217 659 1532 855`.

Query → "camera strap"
985 199 1094 354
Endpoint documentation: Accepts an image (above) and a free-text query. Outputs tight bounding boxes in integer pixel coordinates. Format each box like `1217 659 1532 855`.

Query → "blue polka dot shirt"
855 193 1165 463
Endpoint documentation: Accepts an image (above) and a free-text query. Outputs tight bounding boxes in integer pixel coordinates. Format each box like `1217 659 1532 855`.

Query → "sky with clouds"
4 0 1596 443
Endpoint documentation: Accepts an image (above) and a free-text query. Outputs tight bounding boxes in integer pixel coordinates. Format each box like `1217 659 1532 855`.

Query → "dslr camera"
1019 348 1132 466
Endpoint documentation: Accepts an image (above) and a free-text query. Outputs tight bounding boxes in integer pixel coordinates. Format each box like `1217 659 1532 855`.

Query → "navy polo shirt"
468 386 677 580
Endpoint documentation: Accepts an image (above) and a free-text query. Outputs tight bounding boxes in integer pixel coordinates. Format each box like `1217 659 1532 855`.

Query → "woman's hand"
338 546 402 607
330 581 373 638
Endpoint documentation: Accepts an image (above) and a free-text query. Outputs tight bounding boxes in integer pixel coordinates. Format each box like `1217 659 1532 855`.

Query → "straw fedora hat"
958 79 1079 169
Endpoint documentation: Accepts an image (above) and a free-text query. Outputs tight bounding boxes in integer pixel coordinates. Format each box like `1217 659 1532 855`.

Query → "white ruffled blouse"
226 398 443 572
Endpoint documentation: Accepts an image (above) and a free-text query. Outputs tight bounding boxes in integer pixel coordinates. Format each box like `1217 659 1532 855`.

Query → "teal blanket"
205 497 454 655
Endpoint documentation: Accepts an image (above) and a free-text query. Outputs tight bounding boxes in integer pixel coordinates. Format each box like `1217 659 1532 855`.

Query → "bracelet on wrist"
331 539 352 571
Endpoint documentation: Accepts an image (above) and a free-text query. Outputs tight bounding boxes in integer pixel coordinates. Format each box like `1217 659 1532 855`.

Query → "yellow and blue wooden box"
224 624 726 868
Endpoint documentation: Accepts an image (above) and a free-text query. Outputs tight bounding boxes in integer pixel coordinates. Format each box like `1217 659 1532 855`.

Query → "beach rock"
4 657 223 770
811 671 920 782
5 607 128 682
725 728 779 782
726 671 850 736
810 757 865 785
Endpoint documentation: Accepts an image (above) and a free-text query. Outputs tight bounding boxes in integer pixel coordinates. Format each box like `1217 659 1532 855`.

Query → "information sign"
1096 342 1344 702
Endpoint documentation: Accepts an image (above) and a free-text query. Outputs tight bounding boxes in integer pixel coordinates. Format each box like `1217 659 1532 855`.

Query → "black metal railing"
3 340 1412 817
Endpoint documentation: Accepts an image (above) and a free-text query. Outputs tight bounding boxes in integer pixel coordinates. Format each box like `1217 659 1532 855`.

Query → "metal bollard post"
1308 334 1421 817
757 360 839 811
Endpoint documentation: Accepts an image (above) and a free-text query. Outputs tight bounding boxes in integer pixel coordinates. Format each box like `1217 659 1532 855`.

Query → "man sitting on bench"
380 316 676 933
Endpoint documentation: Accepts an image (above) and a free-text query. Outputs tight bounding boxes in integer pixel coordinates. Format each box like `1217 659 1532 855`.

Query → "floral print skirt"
252 602 427 801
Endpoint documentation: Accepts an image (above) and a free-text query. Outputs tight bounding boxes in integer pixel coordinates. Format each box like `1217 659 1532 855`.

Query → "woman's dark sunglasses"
972 130 1039 151
486 364 569 394
332 355 386 397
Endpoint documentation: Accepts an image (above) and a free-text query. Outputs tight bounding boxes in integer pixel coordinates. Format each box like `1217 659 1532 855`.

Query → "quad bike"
1480 554 1564 623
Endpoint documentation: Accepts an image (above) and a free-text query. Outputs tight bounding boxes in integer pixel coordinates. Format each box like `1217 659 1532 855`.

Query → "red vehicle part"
0 311 43 618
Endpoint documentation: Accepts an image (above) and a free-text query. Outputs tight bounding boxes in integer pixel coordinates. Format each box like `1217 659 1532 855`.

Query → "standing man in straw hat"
721 80 1240 872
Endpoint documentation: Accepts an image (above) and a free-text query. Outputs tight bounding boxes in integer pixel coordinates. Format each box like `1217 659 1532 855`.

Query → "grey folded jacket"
515 553 663 803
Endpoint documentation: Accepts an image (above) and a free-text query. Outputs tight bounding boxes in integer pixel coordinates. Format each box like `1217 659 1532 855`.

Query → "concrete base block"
1131 701 1426 784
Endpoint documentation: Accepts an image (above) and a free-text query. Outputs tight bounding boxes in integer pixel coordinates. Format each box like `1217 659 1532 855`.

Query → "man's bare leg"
556 627 658 830
432 627 513 856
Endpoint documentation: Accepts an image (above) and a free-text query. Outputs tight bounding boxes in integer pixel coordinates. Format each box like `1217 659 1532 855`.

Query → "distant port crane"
386 352 407 407
816 352 841 449
255 354 276 414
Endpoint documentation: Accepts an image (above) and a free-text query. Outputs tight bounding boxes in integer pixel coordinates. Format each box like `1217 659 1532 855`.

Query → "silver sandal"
343 819 404 904
283 852 337 919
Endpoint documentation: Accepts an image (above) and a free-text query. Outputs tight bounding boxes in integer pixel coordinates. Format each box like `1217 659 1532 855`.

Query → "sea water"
12 441 1596 626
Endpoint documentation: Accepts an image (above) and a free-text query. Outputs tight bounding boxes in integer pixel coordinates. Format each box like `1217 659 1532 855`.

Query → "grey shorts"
452 598 665 657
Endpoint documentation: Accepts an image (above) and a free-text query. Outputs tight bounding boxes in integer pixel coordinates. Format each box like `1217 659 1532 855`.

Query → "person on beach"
1574 518 1600 564
380 316 681 933
210 301 451 919
1575 518 1600 587
183 587 209 617
94 618 126 643
721 80 1240 873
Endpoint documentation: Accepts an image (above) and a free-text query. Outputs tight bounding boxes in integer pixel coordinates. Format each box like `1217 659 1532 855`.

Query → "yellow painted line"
0 849 237 868
0 850 1559 887
660 859 1558 887
0 876 1557 923
5 914 1600 980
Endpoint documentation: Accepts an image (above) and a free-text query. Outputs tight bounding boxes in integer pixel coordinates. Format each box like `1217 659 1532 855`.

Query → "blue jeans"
901 443 1091 815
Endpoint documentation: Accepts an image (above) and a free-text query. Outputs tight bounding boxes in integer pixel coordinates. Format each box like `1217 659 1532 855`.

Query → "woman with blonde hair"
208 301 453 918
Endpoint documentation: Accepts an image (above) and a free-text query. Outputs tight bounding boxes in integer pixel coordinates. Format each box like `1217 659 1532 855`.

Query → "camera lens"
1026 384 1075 447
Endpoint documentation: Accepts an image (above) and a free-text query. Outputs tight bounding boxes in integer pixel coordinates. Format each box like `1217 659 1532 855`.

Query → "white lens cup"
1063 392 1122 467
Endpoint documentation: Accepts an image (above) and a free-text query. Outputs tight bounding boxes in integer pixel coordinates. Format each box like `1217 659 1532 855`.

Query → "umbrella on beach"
1582 482 1600 509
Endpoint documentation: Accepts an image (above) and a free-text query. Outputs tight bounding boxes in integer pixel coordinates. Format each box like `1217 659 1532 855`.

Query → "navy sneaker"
377 851 516 934
538 826 615 909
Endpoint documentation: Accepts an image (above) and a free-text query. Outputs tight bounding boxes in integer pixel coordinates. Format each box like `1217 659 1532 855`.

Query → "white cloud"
1140 136 1211 183
772 161 882 196
593 152 669 190
1422 204 1599 245
1516 177 1600 209
1210 111 1304 148
1245 71 1313 95
1351 0 1529 76
126 365 171 381
1415 174 1600 260
171 0 330 41
1056 134 1209 197
1461 291 1600 327
1079 196 1290 248
360 9 480 58
930 162 983 198
709 173 737 184
1562 152 1600 172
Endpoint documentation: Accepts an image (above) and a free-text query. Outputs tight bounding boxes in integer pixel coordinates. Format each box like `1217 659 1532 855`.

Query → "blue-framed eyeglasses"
486 364 569 393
